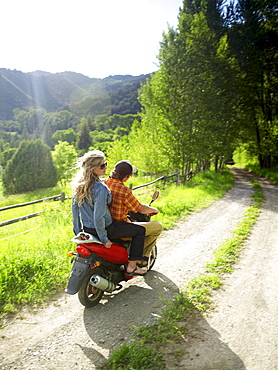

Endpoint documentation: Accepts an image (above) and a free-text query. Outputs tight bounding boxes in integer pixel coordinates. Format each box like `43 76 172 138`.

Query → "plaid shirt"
103 177 140 222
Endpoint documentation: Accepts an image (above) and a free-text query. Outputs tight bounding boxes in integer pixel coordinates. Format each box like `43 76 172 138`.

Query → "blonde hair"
73 150 105 206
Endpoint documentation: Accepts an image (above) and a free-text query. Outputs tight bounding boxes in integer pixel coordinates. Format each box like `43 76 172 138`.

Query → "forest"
1 0 277 194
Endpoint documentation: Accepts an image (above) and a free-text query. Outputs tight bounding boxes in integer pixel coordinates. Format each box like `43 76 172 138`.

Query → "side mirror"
150 190 160 204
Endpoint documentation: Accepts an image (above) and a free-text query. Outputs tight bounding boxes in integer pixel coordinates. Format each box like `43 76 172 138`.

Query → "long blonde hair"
73 150 106 205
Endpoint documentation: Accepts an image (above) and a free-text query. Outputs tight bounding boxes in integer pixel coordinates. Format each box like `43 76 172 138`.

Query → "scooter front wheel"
147 244 157 270
78 267 104 308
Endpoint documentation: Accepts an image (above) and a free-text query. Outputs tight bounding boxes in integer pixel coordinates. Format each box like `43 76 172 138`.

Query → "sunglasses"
99 162 108 169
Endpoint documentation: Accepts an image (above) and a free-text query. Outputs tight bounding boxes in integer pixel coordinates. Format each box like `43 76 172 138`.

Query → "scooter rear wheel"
78 267 104 308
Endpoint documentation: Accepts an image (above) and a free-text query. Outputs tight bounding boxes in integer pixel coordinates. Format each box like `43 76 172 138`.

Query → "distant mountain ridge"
0 68 149 120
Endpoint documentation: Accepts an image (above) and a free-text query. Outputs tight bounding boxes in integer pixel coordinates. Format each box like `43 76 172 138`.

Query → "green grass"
0 183 72 207
100 178 264 370
0 201 73 316
245 163 278 184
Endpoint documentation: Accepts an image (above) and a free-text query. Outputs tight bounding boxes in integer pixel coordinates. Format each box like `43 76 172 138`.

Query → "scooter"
65 191 160 308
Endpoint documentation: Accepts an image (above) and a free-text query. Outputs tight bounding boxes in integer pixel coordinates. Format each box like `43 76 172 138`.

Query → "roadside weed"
101 342 165 370
186 274 222 311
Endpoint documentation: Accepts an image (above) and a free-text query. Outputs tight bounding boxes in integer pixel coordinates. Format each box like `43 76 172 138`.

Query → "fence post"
175 169 180 186
60 192 65 202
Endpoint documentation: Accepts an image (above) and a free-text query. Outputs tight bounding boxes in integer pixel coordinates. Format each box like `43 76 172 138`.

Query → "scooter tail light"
76 245 91 257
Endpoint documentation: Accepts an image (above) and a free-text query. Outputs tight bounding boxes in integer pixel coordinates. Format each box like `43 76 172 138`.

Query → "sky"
0 0 184 79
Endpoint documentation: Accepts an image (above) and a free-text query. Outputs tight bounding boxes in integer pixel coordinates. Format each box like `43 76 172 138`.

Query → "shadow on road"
80 270 245 369
164 310 246 369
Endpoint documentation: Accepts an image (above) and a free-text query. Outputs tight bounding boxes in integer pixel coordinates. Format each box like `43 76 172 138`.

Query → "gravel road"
0 167 277 369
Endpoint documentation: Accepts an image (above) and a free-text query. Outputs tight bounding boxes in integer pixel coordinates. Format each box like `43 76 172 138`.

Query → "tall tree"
2 139 57 194
76 118 93 154
138 0 238 174
52 141 77 186
227 0 278 168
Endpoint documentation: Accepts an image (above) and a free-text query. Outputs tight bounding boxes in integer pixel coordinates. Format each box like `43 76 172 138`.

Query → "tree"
52 141 77 186
45 110 74 131
51 128 77 147
138 1 239 174
0 147 16 168
76 118 93 154
226 0 278 168
2 139 57 194
42 122 52 147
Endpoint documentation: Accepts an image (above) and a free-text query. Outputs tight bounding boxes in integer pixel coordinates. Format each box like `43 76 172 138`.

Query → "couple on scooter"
72 150 162 277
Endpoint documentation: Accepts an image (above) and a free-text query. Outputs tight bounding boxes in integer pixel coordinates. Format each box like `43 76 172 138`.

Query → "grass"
0 184 72 207
100 177 265 370
244 163 278 184
0 201 73 316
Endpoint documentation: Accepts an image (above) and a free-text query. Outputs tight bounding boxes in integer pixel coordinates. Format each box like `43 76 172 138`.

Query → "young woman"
72 150 147 276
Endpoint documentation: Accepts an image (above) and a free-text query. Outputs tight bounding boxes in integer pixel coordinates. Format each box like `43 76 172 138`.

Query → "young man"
104 160 162 260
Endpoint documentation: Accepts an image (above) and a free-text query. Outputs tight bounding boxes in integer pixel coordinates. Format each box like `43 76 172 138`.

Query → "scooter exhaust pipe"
90 274 117 293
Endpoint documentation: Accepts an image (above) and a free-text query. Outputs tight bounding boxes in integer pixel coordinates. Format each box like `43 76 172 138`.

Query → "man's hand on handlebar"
149 207 159 215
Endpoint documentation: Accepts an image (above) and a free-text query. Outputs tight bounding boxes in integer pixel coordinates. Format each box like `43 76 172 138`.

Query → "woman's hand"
104 240 112 248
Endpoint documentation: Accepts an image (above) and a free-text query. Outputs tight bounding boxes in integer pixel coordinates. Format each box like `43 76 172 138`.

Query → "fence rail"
0 193 65 227
131 174 177 190
0 193 65 212
0 211 44 227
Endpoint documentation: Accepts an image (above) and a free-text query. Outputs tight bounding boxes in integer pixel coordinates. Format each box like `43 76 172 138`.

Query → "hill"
0 68 149 120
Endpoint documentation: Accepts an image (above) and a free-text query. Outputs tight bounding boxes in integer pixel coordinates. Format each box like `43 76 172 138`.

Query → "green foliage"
51 128 77 147
0 147 16 168
245 164 278 184
0 241 69 313
76 118 93 153
137 5 239 174
101 342 165 370
0 183 71 208
233 145 259 167
0 201 72 315
186 275 222 310
226 0 278 168
232 146 278 184
52 141 77 186
2 139 57 194
109 81 144 116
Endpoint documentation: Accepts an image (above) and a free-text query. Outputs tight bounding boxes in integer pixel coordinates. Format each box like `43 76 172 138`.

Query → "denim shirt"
72 181 113 244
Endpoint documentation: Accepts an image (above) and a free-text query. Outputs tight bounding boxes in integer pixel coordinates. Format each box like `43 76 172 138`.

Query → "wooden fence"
0 170 195 228
0 193 65 227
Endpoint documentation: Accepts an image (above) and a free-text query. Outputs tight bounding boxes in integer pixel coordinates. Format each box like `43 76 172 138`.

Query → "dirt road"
0 167 277 369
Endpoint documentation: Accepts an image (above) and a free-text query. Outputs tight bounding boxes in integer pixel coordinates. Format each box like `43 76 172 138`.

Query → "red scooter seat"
79 242 129 264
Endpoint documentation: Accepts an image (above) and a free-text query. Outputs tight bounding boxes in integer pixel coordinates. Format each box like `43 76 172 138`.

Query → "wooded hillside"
0 69 148 120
